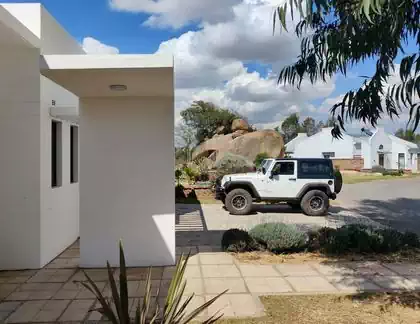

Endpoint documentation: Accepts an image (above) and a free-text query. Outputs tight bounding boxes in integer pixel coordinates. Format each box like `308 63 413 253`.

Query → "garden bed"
222 223 420 264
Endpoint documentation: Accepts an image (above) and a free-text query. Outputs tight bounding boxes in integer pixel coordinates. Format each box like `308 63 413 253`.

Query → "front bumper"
215 185 226 201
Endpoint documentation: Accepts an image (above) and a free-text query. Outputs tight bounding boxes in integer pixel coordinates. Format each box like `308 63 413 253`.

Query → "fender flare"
224 181 261 199
297 183 332 199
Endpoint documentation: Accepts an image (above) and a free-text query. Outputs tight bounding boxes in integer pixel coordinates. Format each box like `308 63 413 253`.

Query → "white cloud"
82 37 120 54
109 0 242 28
151 0 336 127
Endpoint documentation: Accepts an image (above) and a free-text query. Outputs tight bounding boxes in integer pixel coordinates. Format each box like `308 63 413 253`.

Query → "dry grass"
233 249 420 264
343 172 420 184
219 293 420 324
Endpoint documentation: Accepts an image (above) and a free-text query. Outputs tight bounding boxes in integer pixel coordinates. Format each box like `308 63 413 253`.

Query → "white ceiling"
40 54 174 98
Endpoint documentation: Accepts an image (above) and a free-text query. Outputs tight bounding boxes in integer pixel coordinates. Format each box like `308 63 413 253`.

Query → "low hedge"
221 228 262 252
221 223 420 255
249 223 307 253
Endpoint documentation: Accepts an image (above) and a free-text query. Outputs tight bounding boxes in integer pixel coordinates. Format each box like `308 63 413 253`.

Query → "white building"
0 3 175 270
286 127 420 172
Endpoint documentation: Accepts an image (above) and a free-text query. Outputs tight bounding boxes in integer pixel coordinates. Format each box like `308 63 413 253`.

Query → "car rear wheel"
225 188 253 215
300 190 329 216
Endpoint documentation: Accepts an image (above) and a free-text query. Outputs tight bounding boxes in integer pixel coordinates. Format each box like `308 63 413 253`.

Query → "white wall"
293 128 354 158
40 77 80 266
37 6 83 266
0 47 42 269
369 128 392 169
0 3 82 269
79 97 175 267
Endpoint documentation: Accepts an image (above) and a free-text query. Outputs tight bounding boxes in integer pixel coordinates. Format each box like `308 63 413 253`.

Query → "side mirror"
269 170 278 179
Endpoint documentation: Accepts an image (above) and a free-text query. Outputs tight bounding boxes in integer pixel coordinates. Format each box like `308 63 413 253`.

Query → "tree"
302 117 316 136
281 113 303 143
175 121 195 162
395 128 420 142
181 101 242 143
274 0 420 137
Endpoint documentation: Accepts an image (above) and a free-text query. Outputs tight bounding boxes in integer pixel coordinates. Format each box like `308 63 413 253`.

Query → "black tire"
225 188 253 215
300 190 329 216
334 170 343 194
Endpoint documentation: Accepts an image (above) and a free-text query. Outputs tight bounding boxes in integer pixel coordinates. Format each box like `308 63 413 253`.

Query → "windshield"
261 159 273 175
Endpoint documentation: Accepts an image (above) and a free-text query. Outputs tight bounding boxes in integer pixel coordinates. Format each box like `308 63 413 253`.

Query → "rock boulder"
231 119 250 132
192 129 284 163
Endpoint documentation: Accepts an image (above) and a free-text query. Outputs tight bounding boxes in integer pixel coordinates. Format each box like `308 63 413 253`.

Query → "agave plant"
77 241 226 323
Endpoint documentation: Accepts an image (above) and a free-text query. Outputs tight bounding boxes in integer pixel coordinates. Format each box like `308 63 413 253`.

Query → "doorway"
398 153 405 170
378 153 384 167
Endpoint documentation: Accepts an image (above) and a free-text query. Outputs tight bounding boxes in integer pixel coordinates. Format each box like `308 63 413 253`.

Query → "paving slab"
286 276 338 293
58 299 94 322
204 278 247 294
5 300 46 323
350 262 398 276
244 277 293 294
199 253 234 265
201 265 241 278
383 263 420 276
326 276 382 292
311 263 355 276
238 265 280 277
275 264 320 277
369 276 413 290
205 294 264 318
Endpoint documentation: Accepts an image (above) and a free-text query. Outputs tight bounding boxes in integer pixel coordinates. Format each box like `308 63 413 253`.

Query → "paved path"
336 177 420 233
2 242 420 322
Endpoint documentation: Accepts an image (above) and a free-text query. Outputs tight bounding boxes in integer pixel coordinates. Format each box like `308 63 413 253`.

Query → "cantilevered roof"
40 54 174 98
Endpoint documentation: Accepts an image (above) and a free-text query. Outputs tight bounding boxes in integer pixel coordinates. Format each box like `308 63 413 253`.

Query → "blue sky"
5 0 417 133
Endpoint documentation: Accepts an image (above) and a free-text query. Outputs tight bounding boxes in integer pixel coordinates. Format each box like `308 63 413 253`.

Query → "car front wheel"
300 190 329 216
225 188 253 215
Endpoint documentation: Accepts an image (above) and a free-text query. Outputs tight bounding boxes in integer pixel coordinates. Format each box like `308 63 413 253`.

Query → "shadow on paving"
176 202 225 250
346 198 420 234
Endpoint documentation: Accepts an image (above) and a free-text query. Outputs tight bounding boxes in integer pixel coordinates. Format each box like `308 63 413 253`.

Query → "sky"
7 0 417 134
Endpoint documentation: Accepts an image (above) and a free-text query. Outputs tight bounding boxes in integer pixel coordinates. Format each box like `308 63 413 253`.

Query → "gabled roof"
285 133 308 152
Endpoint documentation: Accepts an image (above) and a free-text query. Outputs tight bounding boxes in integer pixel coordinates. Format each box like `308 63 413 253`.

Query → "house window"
379 144 384 150
354 143 361 150
70 125 79 183
51 120 62 188
322 152 335 159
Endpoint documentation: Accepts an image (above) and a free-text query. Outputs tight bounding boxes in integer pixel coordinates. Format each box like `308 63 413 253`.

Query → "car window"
272 162 295 175
298 160 333 179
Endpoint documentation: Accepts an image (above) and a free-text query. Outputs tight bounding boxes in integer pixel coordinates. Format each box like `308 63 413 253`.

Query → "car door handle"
289 178 296 181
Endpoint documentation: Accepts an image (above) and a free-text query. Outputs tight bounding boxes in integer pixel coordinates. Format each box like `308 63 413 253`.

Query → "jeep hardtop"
215 158 342 216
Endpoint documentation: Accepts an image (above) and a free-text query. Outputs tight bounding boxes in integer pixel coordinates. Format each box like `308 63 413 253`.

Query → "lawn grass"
219 293 420 324
343 173 420 184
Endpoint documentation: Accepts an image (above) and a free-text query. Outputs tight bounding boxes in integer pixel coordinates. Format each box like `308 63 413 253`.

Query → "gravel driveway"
176 177 420 247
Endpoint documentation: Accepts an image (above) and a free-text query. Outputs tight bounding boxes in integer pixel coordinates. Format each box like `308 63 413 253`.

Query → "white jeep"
215 158 342 216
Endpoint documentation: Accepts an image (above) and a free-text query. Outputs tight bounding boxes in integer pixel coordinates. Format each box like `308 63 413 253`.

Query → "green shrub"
175 184 186 200
402 231 420 248
249 223 307 253
254 153 270 168
187 189 198 200
315 224 420 254
221 229 261 252
175 169 182 185
382 170 404 176
183 166 199 181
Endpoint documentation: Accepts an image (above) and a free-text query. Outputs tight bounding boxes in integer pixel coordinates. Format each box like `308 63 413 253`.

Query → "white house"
0 3 175 270
286 127 420 172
